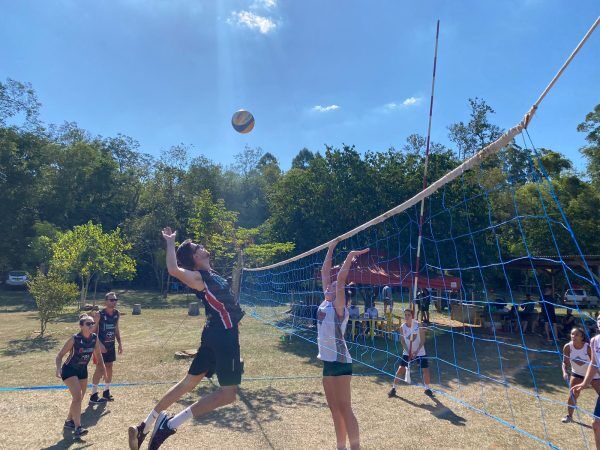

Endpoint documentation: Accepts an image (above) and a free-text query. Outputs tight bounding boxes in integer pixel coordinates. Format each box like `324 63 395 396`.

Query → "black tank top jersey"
98 308 120 345
64 333 97 367
194 270 244 330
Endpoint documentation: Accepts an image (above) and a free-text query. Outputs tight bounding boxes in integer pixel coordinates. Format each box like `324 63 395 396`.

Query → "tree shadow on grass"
390 392 467 426
0 291 36 313
2 335 59 356
176 383 326 439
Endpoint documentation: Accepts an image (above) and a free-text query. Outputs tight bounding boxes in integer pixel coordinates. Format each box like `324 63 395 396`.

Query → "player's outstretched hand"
162 227 177 243
349 248 370 260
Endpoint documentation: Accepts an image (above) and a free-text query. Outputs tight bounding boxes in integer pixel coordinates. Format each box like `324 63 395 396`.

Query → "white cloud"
402 96 422 107
251 0 277 9
379 97 423 113
312 105 340 113
227 11 276 34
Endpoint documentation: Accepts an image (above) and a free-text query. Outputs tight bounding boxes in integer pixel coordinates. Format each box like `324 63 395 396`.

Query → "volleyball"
231 109 255 134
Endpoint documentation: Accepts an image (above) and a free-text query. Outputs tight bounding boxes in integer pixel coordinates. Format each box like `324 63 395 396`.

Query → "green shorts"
323 361 353 377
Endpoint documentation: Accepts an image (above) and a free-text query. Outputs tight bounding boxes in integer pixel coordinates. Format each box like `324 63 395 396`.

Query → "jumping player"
90 292 122 404
55 314 106 438
572 312 600 448
128 227 245 450
319 240 368 450
388 308 433 397
561 327 598 423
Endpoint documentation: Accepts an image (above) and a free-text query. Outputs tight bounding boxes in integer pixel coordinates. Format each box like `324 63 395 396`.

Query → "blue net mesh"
240 136 600 448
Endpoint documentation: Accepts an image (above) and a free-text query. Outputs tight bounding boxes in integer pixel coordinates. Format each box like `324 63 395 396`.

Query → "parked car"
5 270 30 289
563 288 600 308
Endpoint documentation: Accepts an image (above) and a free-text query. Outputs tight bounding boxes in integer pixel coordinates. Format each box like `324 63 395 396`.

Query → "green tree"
25 221 62 272
0 78 41 130
448 98 503 160
188 190 239 274
28 272 79 336
536 148 573 178
51 222 136 306
578 104 600 188
291 148 315 169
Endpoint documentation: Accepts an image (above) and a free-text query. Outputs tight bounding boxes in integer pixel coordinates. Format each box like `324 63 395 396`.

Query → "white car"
563 288 600 308
5 271 30 288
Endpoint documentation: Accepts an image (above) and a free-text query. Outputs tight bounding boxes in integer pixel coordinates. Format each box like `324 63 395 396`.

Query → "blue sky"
1 1 598 170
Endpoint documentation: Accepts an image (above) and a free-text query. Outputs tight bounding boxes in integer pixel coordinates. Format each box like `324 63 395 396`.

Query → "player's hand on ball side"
162 227 177 242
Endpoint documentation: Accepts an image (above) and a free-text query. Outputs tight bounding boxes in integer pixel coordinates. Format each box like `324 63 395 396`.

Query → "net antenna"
412 19 441 313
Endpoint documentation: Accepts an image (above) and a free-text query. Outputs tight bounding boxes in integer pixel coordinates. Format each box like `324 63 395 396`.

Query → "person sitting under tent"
519 294 536 334
561 309 577 339
365 302 379 319
362 301 379 337
348 302 360 320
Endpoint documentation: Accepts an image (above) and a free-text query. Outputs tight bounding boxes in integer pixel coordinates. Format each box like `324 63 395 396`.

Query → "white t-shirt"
317 300 352 363
401 320 426 357
365 307 379 319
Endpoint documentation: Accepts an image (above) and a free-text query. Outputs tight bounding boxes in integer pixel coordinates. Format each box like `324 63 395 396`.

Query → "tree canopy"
1 77 598 295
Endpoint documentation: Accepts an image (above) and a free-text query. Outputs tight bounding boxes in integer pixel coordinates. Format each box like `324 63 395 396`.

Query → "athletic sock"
91 385 98 395
168 407 193 429
424 384 430 390
104 383 111 391
143 410 159 434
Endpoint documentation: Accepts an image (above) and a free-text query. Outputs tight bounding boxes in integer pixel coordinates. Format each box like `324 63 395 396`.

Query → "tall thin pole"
412 20 440 312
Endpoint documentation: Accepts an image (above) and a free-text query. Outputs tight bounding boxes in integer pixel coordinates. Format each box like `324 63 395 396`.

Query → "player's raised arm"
162 227 205 292
321 240 338 295
335 248 369 316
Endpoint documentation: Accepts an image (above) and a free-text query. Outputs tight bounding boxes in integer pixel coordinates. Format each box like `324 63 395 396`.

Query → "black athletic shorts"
61 364 88 381
189 326 243 386
100 344 116 363
323 361 353 377
400 354 429 368
571 372 585 380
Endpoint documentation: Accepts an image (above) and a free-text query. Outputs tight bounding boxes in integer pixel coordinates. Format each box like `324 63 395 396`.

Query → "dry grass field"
0 290 596 449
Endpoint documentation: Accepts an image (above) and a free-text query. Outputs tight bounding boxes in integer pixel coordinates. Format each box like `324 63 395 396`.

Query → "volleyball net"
239 17 600 448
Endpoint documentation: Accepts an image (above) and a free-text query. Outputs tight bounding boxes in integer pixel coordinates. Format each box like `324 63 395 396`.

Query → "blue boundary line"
0 373 382 392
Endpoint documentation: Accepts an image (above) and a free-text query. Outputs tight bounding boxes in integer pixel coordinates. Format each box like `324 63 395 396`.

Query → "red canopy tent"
326 250 461 292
